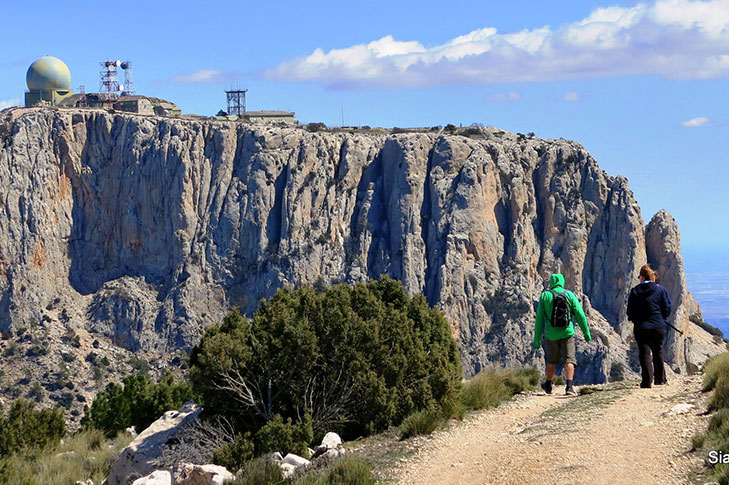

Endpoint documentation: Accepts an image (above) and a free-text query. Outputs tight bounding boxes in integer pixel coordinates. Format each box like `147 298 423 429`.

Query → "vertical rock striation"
0 108 722 384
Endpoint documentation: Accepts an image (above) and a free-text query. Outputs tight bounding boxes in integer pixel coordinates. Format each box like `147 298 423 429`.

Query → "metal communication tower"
99 60 122 100
226 89 247 116
120 61 135 95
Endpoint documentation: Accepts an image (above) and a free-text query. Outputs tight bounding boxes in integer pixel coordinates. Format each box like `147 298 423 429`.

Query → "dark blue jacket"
627 281 672 331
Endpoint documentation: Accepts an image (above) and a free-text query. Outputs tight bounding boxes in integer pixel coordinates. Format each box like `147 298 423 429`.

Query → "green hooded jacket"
533 274 591 348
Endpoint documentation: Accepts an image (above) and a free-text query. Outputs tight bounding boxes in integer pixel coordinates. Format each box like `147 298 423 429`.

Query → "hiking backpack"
549 290 571 328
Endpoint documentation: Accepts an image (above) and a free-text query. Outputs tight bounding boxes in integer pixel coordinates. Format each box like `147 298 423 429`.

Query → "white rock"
75 480 93 485
131 470 172 485
56 451 76 458
282 453 311 468
125 426 138 438
663 403 695 416
106 401 202 485
307 447 315 457
280 463 297 479
270 451 284 462
324 449 339 459
176 463 234 485
320 432 342 450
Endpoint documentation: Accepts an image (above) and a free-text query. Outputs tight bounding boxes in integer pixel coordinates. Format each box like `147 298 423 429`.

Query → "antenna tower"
120 61 135 95
225 88 247 116
99 60 122 100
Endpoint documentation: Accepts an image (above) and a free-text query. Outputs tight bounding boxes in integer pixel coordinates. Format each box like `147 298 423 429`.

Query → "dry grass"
0 429 131 485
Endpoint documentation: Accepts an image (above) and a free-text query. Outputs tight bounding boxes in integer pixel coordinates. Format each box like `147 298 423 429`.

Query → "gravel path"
394 376 708 484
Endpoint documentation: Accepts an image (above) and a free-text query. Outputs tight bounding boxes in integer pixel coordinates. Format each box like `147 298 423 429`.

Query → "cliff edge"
0 108 723 400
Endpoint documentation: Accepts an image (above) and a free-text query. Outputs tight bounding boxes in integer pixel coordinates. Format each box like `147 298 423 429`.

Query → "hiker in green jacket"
533 273 591 396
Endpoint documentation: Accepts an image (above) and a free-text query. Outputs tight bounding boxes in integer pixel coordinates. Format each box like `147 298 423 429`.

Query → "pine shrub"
82 370 193 436
190 276 462 441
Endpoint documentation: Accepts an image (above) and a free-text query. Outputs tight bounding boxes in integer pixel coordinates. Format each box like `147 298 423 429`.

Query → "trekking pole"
666 322 684 335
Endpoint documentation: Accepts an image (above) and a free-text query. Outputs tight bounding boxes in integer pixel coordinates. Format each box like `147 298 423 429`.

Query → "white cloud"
264 0 729 88
681 116 713 127
170 69 235 83
563 91 582 102
0 98 20 110
488 91 522 102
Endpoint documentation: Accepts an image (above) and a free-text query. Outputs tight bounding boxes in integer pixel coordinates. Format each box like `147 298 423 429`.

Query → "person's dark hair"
639 264 657 281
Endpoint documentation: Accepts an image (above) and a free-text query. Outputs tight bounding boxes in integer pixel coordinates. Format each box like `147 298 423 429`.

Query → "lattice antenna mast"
120 61 135 95
225 89 247 116
99 60 122 99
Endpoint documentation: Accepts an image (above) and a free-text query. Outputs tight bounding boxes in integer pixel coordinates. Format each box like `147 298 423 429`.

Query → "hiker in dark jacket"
533 273 591 396
627 264 672 388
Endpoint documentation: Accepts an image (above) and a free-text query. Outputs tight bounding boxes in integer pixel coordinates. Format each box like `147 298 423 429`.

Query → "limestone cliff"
0 108 722 398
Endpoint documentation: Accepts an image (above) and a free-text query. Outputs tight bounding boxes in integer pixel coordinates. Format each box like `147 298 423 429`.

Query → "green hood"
549 273 565 290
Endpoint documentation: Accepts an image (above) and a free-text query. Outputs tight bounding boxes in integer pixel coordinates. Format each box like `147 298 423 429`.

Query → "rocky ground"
352 374 712 484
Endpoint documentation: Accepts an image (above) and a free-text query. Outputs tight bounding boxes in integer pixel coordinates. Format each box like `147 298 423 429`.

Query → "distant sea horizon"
683 248 729 336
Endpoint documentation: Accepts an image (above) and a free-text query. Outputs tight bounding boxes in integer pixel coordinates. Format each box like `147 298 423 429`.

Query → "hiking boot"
541 381 553 395
565 386 577 396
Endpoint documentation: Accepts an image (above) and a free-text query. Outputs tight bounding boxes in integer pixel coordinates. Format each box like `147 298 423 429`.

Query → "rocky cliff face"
0 108 722 394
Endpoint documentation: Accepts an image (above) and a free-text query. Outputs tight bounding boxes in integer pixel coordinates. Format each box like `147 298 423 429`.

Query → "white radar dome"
26 56 71 91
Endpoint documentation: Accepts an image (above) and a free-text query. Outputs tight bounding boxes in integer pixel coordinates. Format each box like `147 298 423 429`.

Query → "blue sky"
0 0 727 267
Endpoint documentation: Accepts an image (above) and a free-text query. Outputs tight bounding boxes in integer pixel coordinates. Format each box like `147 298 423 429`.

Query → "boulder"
131 471 172 485
280 463 297 479
175 463 234 485
319 432 342 450
126 426 138 438
106 401 202 485
281 453 310 468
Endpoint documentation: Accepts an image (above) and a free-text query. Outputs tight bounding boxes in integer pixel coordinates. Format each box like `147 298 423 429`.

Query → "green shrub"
400 409 444 439
232 457 284 485
0 400 65 457
82 370 193 436
709 378 729 411
190 276 462 440
552 375 565 386
212 434 255 474
461 367 538 411
690 313 725 338
703 353 729 392
694 354 729 483
254 414 313 457
289 455 375 485
691 432 706 450
312 455 375 484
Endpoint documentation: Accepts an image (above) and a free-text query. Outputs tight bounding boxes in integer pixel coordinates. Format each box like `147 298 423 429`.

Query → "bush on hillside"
709 378 729 411
461 367 538 411
291 455 376 485
190 276 462 441
82 371 194 436
703 353 729 392
254 414 313 457
0 400 65 457
231 457 285 485
400 408 444 439
211 433 255 474
693 352 729 484
690 313 725 338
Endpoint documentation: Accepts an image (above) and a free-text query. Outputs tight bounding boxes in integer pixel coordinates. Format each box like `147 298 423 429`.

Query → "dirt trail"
394 376 708 485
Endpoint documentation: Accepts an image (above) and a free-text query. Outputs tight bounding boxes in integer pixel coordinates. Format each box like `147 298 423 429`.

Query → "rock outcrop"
0 107 723 387
106 401 202 485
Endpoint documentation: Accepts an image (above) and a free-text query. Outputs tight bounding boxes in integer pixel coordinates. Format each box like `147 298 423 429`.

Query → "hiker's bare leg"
546 364 555 380
565 363 575 380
